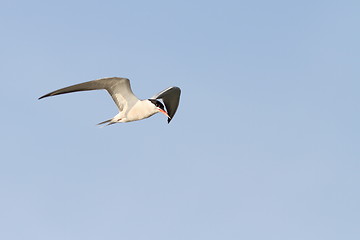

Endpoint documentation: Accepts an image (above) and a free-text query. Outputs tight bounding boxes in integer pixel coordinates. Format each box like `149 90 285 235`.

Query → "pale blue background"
1 0 359 239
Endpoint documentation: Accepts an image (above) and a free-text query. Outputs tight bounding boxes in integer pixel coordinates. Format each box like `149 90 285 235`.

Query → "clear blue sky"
1 0 359 239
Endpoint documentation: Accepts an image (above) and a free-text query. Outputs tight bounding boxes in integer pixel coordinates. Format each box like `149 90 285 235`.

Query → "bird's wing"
39 77 139 111
151 86 181 123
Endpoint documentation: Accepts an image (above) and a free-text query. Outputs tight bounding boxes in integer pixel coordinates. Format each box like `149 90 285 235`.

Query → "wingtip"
38 93 53 100
38 94 48 100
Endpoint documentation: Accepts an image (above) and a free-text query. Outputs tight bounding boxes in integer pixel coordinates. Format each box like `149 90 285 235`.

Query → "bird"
39 77 181 126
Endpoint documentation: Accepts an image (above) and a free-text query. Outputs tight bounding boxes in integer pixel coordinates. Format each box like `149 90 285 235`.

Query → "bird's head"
148 99 171 120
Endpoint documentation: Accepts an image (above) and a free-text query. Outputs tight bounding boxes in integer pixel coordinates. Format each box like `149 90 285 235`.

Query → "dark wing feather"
152 87 181 123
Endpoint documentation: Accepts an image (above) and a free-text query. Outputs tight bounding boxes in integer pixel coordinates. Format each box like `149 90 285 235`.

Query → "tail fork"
97 119 112 127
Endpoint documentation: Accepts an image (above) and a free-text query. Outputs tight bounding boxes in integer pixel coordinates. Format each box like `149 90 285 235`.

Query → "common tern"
39 77 181 126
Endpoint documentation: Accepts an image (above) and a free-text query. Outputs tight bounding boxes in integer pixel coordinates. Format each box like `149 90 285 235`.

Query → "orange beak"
158 108 171 119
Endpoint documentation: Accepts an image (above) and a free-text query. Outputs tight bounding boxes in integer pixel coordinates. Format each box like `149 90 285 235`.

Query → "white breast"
125 100 157 122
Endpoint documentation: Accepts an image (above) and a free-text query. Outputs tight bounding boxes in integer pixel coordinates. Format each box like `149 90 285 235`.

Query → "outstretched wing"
39 77 139 111
151 86 181 123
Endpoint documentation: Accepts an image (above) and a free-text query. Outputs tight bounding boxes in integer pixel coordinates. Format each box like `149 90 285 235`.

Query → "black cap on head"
148 99 165 111
148 99 171 122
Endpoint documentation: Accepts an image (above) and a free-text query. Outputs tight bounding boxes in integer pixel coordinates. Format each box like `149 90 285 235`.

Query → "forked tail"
97 119 116 127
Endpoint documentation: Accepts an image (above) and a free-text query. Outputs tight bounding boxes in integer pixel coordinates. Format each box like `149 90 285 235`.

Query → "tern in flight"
39 77 181 126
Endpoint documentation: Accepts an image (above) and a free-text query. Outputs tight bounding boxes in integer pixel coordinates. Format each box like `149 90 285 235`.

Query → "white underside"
110 100 158 123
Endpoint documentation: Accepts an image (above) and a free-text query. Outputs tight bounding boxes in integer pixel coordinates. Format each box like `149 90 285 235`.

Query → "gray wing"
39 77 139 111
151 86 181 123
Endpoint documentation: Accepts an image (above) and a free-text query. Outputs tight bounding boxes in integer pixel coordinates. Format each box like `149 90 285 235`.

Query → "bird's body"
105 99 160 124
39 77 181 126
